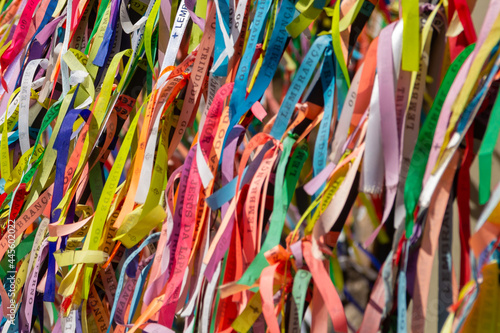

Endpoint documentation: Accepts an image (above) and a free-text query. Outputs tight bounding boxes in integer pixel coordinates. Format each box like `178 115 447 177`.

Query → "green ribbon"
478 91 500 204
404 44 475 236
0 227 38 278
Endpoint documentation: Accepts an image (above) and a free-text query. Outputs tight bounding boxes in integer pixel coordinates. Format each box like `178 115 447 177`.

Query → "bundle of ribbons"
0 0 500 330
